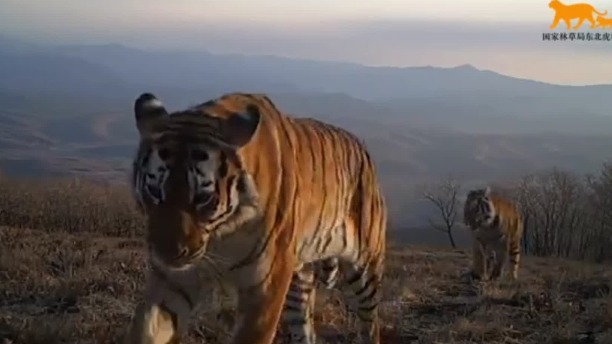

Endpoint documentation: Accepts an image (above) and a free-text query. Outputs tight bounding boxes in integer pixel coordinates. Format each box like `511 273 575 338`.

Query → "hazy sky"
2 0 612 85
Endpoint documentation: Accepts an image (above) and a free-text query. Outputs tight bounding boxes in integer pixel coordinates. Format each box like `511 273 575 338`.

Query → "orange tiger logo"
548 0 608 30
595 15 612 28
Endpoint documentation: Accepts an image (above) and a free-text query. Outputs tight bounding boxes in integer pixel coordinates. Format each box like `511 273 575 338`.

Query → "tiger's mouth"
469 222 481 230
149 244 207 272
466 216 486 229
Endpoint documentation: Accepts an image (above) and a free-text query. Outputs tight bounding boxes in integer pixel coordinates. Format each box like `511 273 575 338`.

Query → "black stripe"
322 264 336 272
327 128 345 239
286 294 305 303
207 175 237 224
359 284 378 303
291 277 315 292
291 285 314 294
356 274 376 296
218 152 228 178
358 303 378 312
303 125 318 191
321 233 334 253
366 173 378 245
276 112 297 230
491 215 501 227
284 304 303 312
259 94 284 116
311 126 328 242
197 99 216 108
284 319 307 326
341 226 348 253
229 228 275 271
377 197 387 254
346 271 362 285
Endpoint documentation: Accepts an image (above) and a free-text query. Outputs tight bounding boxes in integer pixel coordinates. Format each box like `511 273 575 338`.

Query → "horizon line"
5 35 612 88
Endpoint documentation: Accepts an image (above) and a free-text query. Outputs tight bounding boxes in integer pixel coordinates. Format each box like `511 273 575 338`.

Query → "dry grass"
0 177 611 343
0 177 143 237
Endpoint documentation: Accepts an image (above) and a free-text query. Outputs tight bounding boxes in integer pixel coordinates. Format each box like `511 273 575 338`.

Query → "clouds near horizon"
1 0 611 85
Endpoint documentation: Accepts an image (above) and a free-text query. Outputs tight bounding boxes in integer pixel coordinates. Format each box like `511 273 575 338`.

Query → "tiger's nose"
174 246 190 260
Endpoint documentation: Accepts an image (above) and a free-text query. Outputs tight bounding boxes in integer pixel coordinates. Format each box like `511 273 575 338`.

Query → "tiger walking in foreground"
463 187 523 281
125 92 387 344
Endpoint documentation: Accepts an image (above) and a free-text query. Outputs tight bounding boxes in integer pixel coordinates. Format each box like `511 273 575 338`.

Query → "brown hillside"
0 177 610 343
0 224 610 344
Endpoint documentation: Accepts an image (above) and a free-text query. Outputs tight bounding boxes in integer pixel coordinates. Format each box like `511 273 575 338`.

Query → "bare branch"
421 176 461 248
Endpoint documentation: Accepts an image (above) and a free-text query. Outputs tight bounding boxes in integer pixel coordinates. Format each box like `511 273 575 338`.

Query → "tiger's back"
208 94 387 268
281 115 386 264
241 98 387 343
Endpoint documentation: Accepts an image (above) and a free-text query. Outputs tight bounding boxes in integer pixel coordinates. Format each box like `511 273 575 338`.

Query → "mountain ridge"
0 35 611 227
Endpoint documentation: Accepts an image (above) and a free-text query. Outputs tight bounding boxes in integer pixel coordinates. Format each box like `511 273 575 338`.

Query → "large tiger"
125 92 387 344
463 187 523 281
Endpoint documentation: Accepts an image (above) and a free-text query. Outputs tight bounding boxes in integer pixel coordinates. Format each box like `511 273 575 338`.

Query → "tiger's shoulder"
489 194 522 227
489 194 519 213
293 116 365 145
203 92 285 119
215 93 365 144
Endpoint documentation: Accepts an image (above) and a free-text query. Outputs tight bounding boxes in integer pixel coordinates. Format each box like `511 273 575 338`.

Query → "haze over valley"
0 35 611 244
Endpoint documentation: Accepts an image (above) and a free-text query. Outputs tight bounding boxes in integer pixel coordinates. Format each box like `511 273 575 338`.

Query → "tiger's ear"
134 92 168 138
483 186 491 197
223 104 261 148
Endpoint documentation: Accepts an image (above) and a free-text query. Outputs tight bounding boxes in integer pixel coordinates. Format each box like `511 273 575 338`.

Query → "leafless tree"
510 169 586 258
511 174 538 254
421 177 461 248
509 164 612 262
585 163 612 262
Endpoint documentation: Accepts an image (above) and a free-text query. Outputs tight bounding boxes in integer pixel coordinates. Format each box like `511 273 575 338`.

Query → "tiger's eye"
191 149 209 161
195 193 218 217
158 148 170 160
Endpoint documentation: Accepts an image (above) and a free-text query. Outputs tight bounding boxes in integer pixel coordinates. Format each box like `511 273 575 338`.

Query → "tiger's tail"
594 8 608 16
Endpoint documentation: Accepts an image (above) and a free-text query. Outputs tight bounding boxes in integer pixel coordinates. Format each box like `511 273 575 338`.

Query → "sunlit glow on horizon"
1 0 611 85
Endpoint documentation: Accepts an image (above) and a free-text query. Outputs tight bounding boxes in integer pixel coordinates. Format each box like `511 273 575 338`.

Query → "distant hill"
51 43 612 100
0 36 610 227
0 51 130 96
0 38 609 135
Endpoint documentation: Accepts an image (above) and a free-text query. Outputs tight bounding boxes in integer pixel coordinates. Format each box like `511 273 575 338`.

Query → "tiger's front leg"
125 267 202 344
489 241 507 281
228 246 296 344
470 239 486 281
281 265 318 344
126 302 182 344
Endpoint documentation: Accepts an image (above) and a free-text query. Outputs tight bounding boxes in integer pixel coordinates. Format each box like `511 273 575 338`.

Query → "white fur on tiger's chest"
206 222 273 282
473 226 506 244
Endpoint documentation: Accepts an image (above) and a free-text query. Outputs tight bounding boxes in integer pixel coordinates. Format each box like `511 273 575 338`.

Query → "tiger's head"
463 186 496 230
131 93 262 271
548 0 562 10
597 15 609 25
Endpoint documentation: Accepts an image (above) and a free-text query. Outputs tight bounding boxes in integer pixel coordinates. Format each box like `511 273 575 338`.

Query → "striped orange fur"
125 92 387 344
463 187 524 281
